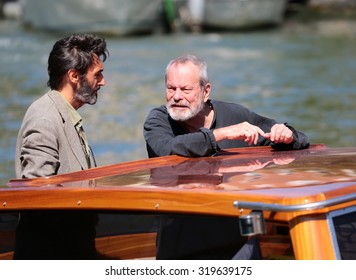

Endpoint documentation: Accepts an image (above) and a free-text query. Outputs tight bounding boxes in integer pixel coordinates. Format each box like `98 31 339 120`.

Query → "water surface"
1 20 355 185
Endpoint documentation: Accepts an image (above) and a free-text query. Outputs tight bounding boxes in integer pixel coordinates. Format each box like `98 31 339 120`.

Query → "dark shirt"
143 100 309 259
14 211 98 260
144 100 309 158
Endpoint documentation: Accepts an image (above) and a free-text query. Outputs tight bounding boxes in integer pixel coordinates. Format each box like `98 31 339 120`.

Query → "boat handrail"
233 192 356 212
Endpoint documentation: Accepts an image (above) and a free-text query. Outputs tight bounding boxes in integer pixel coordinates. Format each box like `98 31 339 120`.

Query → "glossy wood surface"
2 145 356 221
289 214 336 259
0 232 156 260
2 145 355 260
96 232 156 260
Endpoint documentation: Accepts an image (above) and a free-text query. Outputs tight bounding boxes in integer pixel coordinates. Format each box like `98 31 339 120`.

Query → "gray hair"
165 54 209 88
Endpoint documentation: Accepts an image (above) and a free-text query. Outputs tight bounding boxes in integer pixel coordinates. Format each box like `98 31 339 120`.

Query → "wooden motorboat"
0 144 355 259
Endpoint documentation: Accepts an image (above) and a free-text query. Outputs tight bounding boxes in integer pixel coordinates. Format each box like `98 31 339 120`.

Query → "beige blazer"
15 90 95 179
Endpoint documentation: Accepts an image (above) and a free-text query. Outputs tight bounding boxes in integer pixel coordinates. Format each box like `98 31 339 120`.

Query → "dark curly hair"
47 34 109 90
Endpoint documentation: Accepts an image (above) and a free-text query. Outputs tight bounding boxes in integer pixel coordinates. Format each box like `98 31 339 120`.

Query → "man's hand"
213 121 270 145
265 124 294 144
213 122 294 146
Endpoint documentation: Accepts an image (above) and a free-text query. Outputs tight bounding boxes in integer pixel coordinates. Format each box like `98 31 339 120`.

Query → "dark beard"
74 78 98 105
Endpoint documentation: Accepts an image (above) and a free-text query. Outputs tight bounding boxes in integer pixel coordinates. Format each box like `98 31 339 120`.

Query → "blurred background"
1 0 356 186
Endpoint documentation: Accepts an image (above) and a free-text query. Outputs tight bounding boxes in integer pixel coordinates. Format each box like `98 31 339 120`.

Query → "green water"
1 20 356 185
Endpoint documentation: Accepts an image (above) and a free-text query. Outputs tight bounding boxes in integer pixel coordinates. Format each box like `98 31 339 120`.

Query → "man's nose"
173 89 183 100
99 76 106 86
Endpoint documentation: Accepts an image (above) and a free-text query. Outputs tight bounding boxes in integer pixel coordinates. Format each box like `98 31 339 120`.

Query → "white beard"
167 98 205 122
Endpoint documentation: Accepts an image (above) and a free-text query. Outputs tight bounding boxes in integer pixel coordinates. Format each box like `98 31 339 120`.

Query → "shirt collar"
207 99 216 129
58 94 83 130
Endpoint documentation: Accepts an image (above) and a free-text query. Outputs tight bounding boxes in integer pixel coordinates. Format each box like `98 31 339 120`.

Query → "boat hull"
21 0 162 35
1 145 355 259
202 0 287 29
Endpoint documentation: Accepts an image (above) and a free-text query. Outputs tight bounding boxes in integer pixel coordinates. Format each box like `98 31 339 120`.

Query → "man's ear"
203 83 211 102
67 69 79 84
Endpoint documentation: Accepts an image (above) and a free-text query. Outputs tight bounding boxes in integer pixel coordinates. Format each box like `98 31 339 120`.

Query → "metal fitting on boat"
239 210 266 236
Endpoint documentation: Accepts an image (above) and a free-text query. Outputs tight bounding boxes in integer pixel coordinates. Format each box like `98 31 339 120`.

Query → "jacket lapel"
47 90 89 170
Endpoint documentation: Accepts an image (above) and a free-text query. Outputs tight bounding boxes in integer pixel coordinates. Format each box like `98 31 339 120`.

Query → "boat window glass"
328 206 356 260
